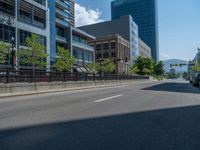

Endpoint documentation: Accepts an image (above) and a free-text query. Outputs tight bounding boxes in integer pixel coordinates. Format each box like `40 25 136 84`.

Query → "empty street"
0 80 200 150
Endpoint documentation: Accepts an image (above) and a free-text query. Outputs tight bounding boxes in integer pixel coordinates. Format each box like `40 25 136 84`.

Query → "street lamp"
11 36 15 70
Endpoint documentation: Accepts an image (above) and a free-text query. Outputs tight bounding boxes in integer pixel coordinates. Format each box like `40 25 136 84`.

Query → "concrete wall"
0 79 149 96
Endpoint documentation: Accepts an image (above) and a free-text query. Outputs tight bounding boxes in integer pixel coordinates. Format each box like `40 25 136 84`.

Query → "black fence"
0 67 149 84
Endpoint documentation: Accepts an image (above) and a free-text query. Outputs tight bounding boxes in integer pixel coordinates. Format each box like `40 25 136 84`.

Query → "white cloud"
160 53 171 60
75 3 104 27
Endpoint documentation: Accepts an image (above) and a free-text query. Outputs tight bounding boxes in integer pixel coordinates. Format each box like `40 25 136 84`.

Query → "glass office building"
111 0 159 60
48 0 72 63
0 0 94 68
49 0 94 67
0 0 50 66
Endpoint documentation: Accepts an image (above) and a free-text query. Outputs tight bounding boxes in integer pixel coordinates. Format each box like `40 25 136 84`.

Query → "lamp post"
11 36 15 70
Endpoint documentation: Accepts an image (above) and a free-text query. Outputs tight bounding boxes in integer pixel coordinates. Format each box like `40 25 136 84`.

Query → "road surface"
0 80 200 150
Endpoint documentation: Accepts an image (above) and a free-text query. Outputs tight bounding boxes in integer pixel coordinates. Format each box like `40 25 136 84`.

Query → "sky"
75 0 200 61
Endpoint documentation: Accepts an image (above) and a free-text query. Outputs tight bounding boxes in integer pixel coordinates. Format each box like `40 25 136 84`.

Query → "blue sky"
75 0 200 61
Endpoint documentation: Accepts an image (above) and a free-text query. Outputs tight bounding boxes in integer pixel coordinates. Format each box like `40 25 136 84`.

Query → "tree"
153 61 164 76
192 61 200 72
166 69 181 79
131 56 153 75
86 62 100 73
183 71 188 80
17 34 47 68
0 41 9 64
53 46 75 72
101 58 116 73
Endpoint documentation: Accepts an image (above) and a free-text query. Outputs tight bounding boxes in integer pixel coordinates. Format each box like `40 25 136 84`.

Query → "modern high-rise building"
48 0 95 68
111 0 159 60
0 0 95 69
0 0 50 66
48 0 73 63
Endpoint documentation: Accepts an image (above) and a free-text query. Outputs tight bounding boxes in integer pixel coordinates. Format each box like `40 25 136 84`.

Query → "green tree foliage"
86 62 100 73
100 58 116 73
17 34 47 68
182 71 188 80
0 41 9 64
153 61 164 76
192 61 200 72
166 72 181 79
53 46 75 72
131 56 153 75
130 57 164 79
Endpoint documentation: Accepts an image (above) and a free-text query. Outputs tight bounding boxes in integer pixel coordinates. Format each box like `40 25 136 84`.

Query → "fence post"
49 71 51 82
85 73 88 81
6 68 9 83
93 74 95 81
75 72 78 81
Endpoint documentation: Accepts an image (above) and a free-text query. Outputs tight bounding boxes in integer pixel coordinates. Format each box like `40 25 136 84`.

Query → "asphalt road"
0 80 200 150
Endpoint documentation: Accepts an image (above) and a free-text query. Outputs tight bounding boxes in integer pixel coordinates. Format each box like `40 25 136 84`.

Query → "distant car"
192 73 200 87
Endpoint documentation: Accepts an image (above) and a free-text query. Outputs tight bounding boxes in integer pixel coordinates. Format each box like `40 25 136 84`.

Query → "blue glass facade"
48 0 71 63
111 0 159 60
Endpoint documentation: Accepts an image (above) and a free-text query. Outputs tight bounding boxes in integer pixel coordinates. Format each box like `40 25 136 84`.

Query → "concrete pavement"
0 80 200 150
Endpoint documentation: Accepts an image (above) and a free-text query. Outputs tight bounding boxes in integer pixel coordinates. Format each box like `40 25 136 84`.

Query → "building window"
73 49 83 61
56 26 65 37
111 42 116 49
73 35 80 42
34 0 46 6
96 53 102 59
85 51 93 63
0 24 15 43
111 52 116 58
96 44 102 50
20 29 46 46
0 1 15 16
103 43 109 49
103 52 109 58
19 9 32 23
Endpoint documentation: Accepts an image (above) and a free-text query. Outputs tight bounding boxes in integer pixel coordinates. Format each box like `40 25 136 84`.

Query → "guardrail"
0 67 149 84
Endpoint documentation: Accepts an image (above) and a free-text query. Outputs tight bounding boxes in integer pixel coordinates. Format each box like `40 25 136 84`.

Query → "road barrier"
0 66 149 84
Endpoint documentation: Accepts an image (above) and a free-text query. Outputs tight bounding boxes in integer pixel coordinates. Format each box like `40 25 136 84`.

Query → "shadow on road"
1 105 200 150
142 82 200 94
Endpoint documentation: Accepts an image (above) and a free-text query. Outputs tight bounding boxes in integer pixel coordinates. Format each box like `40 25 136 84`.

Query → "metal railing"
0 66 149 84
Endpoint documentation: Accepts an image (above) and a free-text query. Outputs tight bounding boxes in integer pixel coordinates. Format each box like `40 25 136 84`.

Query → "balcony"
56 35 67 43
24 0 47 10
56 0 70 9
0 12 15 26
19 15 45 28
72 40 94 52
33 0 46 6
56 8 70 19
56 18 69 27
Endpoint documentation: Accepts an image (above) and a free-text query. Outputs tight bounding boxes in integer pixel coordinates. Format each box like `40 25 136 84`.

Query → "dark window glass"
0 1 15 16
111 42 116 49
103 43 109 49
103 53 109 58
4 28 9 42
96 53 102 59
20 29 45 46
96 44 101 50
0 24 15 43
111 52 116 58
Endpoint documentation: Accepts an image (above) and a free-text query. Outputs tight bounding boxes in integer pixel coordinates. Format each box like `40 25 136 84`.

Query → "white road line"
94 94 122 103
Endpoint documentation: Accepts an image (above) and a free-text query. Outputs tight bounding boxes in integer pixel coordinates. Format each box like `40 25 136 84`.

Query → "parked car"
189 72 199 83
192 73 200 87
